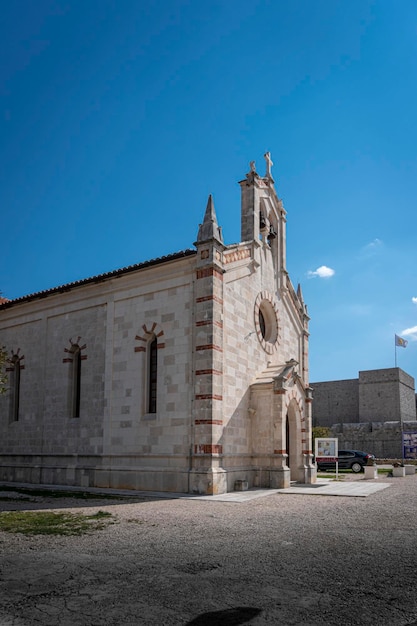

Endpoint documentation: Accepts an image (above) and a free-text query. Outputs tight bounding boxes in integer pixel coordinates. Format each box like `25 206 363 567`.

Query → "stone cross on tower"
264 151 273 178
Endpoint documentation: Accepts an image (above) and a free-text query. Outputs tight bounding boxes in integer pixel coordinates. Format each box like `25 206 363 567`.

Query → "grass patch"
317 471 346 478
0 510 115 536
317 469 352 475
318 468 393 478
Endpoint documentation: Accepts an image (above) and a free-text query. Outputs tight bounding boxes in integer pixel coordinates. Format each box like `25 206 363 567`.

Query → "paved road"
1 474 417 625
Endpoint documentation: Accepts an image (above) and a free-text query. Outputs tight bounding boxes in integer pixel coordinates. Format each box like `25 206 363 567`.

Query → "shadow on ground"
0 484 172 512
185 607 262 625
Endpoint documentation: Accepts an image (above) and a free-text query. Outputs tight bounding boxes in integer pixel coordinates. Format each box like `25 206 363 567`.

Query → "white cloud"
412 297 417 304
365 238 382 250
361 238 383 256
307 265 335 279
402 325 417 340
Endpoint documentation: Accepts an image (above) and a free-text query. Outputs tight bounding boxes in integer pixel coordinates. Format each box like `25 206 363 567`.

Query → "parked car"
316 449 375 473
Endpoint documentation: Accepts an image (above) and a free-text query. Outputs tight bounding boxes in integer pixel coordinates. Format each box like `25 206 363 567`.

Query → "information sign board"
402 432 417 459
315 437 338 463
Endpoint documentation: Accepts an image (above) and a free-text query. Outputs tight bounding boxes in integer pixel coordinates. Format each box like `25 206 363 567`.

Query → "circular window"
254 292 279 354
259 309 266 339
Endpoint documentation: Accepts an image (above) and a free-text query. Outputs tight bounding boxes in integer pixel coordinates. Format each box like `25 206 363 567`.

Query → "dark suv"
316 449 375 473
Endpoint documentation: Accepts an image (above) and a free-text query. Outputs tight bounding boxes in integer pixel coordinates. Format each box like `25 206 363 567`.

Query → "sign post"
315 438 339 479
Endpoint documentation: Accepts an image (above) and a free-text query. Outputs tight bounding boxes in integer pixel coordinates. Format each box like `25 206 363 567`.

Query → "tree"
312 426 331 446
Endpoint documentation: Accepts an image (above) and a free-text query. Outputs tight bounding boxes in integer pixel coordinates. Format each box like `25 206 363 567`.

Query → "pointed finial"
196 194 223 243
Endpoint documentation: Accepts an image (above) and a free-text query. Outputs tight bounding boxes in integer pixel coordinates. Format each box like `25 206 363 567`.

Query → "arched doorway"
286 398 302 481
286 414 290 469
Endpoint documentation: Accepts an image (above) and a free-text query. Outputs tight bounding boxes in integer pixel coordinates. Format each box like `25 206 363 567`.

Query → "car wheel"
351 462 362 473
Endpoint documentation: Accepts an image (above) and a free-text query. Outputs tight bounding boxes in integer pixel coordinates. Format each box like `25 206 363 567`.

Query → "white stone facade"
0 158 316 493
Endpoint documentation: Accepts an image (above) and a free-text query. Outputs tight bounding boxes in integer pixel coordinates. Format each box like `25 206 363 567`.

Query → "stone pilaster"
270 388 291 488
190 196 226 494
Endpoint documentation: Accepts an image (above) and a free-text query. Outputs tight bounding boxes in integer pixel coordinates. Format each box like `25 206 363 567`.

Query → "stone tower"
189 154 315 493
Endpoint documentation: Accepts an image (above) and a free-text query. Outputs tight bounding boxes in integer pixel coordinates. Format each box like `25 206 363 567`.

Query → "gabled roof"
0 248 197 310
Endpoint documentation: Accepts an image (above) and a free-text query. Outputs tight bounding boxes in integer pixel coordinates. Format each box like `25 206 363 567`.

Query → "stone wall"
0 256 196 492
359 368 416 423
331 420 417 459
311 379 359 427
312 368 416 428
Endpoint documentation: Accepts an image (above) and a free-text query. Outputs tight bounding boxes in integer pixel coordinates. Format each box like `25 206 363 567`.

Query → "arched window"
63 338 86 418
71 345 81 418
148 336 157 414
134 323 164 417
10 354 20 422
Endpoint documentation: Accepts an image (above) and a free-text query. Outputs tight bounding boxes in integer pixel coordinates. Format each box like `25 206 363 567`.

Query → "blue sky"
1 0 417 384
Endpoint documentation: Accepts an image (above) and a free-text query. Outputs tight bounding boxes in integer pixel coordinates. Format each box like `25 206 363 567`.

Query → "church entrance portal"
286 414 290 469
286 399 302 481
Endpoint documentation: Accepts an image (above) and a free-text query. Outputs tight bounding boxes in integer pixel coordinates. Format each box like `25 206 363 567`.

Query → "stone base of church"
269 467 291 489
0 454 316 494
0 454 191 494
290 463 317 485
188 467 228 495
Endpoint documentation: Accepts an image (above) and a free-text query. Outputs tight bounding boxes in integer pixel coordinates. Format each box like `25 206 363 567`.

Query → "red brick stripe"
195 394 223 401
194 444 223 454
196 268 223 280
196 344 223 352
195 320 223 328
196 295 223 305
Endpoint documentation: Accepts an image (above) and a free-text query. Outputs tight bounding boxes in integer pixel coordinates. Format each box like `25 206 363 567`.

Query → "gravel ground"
1 474 417 626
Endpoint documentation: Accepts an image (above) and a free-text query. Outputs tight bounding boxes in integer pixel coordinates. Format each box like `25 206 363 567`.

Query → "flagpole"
395 334 408 367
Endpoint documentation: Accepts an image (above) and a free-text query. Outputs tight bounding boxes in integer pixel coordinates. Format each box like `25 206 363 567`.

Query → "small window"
10 355 20 422
148 337 157 414
339 451 353 458
71 345 82 418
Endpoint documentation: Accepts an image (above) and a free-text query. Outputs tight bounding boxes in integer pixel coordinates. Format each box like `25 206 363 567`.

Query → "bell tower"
238 152 287 289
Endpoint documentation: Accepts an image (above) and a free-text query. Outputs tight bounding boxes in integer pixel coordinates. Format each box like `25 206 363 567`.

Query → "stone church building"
0 155 316 494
